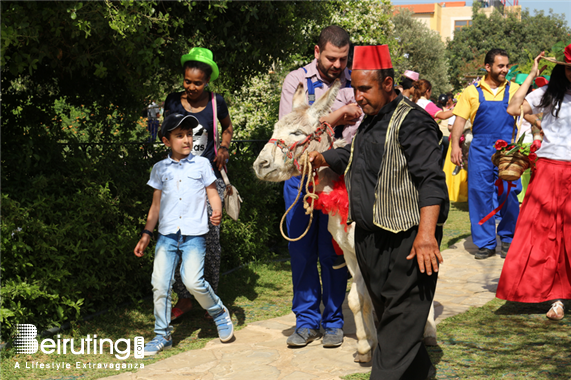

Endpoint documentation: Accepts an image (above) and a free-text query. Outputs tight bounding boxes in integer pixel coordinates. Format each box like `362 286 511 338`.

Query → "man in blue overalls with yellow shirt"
450 49 521 260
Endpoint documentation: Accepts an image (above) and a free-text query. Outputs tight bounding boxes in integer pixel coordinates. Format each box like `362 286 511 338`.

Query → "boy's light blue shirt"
147 153 217 236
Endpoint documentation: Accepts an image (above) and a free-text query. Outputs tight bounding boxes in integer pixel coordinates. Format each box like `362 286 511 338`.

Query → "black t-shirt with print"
164 91 229 178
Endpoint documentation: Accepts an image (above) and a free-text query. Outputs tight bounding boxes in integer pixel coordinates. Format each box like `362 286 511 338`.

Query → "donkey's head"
253 79 341 182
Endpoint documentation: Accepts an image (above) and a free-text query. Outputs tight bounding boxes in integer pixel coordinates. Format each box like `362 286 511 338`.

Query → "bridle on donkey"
267 121 335 242
268 121 335 172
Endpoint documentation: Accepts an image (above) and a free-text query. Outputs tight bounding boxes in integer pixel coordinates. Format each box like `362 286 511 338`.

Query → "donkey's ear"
308 79 341 119
292 82 307 110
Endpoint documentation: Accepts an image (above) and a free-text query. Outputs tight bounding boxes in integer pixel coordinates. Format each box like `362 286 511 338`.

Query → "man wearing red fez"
310 45 449 379
279 25 364 349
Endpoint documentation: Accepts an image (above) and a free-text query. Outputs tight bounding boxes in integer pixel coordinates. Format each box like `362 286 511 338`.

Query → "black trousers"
355 225 442 380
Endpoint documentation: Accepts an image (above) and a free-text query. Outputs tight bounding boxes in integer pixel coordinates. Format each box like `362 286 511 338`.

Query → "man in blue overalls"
278 25 363 348
450 48 522 260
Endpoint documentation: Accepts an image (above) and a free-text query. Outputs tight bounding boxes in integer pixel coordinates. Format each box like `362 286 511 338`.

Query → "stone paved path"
102 237 505 380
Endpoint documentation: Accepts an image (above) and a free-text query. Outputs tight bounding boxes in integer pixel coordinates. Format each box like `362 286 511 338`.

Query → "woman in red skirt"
498 47 571 320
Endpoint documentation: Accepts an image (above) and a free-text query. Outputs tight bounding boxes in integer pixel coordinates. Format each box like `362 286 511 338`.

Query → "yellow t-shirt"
453 77 520 124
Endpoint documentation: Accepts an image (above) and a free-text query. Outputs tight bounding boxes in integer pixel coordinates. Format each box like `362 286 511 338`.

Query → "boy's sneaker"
213 306 234 342
143 335 172 356
332 255 347 270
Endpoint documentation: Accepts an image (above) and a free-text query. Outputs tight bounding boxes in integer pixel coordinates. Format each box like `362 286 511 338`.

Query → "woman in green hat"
163 47 234 320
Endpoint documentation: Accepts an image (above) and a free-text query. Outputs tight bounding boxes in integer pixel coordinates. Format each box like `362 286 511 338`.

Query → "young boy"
134 113 234 356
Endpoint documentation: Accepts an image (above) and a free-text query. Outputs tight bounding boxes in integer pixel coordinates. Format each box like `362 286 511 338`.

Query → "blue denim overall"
283 176 348 330
467 84 521 250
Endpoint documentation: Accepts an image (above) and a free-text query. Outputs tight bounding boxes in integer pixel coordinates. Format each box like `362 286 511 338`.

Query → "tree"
1 0 337 194
392 9 451 97
328 0 395 47
446 2 570 88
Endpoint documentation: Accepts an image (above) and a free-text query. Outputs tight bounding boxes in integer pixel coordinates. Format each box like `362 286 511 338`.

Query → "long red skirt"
496 158 571 303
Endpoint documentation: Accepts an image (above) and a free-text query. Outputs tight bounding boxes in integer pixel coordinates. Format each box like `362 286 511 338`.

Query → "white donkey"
253 80 436 363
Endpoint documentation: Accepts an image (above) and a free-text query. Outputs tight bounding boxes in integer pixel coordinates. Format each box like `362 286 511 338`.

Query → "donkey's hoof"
423 336 437 346
354 352 372 363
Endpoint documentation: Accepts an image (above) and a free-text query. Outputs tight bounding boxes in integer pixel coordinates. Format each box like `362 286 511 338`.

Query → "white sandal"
546 300 564 321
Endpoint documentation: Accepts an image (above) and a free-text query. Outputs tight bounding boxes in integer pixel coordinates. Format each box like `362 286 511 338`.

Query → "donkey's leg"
423 302 437 346
333 222 376 363
346 250 377 363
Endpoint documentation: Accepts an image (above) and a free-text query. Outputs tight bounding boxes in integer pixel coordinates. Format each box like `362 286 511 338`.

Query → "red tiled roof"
394 4 435 14
440 2 467 7
393 2 466 15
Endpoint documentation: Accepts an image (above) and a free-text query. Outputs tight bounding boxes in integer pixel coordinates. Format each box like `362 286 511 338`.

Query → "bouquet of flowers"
492 134 538 181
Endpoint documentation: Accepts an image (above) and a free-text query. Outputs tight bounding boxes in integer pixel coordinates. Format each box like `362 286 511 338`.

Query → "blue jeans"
152 231 224 337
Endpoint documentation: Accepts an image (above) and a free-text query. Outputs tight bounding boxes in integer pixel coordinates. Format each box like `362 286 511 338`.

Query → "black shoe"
322 328 343 347
286 327 321 347
332 255 347 270
475 248 495 260
500 242 510 259
426 365 437 379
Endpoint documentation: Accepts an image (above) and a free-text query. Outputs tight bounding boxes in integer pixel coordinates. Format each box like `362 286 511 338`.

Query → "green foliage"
328 0 395 46
220 146 285 271
1 1 329 102
229 63 288 141
0 143 168 341
447 2 570 88
392 9 451 96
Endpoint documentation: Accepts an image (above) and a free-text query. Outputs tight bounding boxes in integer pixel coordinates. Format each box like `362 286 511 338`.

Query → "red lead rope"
478 178 517 225
268 121 335 171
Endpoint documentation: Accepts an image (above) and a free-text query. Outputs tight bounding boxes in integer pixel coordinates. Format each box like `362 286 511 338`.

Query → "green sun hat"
514 73 528 85
181 47 219 81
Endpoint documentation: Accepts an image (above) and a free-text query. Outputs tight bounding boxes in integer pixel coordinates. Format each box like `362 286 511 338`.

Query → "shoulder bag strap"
219 165 231 187
211 92 219 154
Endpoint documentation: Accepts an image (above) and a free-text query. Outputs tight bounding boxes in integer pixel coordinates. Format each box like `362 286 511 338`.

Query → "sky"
390 0 571 26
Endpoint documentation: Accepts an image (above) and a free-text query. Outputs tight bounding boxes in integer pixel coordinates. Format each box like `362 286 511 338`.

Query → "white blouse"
526 86 571 161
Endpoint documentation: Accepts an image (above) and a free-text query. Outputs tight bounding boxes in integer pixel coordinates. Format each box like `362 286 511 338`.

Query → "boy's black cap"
161 113 199 137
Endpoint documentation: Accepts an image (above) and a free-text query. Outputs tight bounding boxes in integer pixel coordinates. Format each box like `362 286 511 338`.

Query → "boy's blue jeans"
152 230 224 337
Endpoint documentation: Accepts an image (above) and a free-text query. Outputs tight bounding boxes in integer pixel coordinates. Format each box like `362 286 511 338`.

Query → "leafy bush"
220 145 285 272
229 64 287 141
0 141 167 342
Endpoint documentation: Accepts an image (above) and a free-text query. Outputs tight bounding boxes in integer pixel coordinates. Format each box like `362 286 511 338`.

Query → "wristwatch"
142 229 153 239
219 145 229 151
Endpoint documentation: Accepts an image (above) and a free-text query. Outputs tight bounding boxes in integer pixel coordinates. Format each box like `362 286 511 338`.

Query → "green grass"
343 298 571 380
441 202 471 251
426 298 571 379
1 260 294 380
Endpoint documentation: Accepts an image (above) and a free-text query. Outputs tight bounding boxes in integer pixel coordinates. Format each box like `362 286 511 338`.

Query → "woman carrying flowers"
496 47 571 320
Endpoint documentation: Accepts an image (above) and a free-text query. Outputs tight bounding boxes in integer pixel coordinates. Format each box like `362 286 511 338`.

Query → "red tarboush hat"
352 45 393 70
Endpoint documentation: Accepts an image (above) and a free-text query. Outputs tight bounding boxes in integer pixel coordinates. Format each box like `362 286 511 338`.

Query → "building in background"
394 1 521 42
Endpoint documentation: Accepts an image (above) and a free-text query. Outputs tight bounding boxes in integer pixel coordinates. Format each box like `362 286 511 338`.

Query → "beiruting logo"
15 324 144 360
